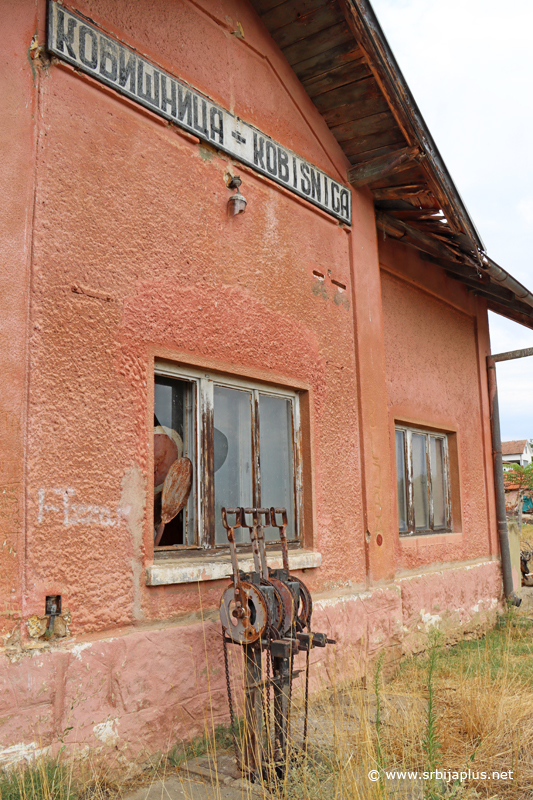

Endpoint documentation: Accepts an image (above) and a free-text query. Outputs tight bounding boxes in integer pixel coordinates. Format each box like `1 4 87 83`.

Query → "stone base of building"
0 559 502 768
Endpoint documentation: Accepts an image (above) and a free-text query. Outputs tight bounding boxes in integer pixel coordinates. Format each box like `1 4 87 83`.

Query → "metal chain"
222 628 240 767
303 636 311 752
265 625 273 760
286 601 298 756
302 600 313 754
260 596 272 770
286 646 295 758
258 579 278 765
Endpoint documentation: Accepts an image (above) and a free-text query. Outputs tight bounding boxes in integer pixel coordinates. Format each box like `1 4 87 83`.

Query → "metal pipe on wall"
486 345 533 604
490 346 533 363
487 356 521 604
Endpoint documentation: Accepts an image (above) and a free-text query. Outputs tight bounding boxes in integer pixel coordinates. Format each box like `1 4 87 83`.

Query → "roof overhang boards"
47 0 351 225
343 0 533 327
251 0 533 329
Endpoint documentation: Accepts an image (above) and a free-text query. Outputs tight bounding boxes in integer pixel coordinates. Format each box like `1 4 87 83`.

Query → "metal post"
487 356 522 605
243 644 263 776
272 655 291 760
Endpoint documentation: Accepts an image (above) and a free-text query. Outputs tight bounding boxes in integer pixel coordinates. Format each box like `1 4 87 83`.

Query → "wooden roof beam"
372 184 433 202
376 211 478 266
339 0 481 244
487 302 533 331
347 145 421 187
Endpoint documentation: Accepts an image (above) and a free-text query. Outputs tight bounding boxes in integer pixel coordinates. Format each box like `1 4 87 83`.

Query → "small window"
395 426 451 535
154 365 301 551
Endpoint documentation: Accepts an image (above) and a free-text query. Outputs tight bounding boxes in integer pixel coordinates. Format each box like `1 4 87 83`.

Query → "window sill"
145 550 322 586
400 531 462 546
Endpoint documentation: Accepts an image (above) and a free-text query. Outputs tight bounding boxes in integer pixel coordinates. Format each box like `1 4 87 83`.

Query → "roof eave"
342 0 485 252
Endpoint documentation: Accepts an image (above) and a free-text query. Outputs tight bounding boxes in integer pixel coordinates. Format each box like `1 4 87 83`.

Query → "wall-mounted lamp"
227 176 247 216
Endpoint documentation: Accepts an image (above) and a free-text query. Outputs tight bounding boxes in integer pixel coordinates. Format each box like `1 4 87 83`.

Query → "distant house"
504 477 533 515
503 443 533 514
502 440 533 468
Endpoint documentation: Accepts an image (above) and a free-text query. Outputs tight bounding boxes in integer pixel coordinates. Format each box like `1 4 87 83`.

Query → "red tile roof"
502 440 528 456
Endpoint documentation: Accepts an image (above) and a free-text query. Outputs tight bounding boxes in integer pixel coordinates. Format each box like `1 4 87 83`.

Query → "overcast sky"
370 0 533 442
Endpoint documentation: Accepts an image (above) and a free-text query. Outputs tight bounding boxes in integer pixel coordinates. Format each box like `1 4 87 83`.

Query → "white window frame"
155 361 303 551
395 425 452 536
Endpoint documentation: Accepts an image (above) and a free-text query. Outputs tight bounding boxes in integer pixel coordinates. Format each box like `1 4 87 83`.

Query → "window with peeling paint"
154 364 301 550
395 426 451 535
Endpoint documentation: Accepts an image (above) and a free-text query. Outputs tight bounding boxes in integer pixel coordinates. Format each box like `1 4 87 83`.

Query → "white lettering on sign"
47 0 352 225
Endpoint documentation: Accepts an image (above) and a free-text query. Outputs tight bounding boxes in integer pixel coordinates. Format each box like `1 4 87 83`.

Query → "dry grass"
3 613 533 800
376 618 533 799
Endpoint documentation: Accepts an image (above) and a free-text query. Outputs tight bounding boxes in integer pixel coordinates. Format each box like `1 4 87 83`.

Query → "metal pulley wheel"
220 581 268 644
260 578 285 634
293 576 313 629
268 577 294 634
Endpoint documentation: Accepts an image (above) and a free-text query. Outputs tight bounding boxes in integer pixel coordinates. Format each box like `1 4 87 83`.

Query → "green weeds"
0 759 77 800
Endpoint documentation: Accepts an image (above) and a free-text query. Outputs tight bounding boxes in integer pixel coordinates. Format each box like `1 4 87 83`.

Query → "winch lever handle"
270 507 289 572
221 508 244 603
242 507 262 576
254 508 270 578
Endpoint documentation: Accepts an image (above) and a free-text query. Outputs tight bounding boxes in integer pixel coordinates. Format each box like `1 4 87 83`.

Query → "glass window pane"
395 430 408 532
430 437 446 528
214 386 253 545
154 376 195 546
412 433 429 530
258 395 295 541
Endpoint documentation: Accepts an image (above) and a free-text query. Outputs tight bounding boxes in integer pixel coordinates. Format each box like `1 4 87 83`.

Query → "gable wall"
18 0 366 637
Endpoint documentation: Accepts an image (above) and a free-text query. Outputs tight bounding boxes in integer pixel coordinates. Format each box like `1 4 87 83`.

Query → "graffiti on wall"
37 488 130 527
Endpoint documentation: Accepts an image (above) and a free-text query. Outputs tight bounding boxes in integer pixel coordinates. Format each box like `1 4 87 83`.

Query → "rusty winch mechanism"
220 507 334 778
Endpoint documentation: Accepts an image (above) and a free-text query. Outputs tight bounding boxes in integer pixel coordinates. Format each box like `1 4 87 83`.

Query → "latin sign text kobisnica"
47 1 352 225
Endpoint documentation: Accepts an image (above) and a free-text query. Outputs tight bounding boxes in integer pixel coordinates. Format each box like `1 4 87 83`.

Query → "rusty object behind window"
154 376 196 546
154 457 193 545
154 365 302 551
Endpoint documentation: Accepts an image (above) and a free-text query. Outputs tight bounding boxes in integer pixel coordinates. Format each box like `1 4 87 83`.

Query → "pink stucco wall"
23 0 365 633
0 0 502 760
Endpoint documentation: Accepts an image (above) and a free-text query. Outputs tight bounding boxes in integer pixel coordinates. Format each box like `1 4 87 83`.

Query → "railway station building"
1 0 532 761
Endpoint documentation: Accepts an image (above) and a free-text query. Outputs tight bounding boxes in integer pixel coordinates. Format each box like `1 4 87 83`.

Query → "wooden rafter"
347 145 420 187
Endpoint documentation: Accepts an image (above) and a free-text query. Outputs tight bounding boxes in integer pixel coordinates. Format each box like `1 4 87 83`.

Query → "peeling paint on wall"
93 718 119 746
0 742 50 769
27 610 71 640
120 464 146 621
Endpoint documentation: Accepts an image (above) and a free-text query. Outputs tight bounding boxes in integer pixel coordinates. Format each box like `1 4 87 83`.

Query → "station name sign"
47 1 351 225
